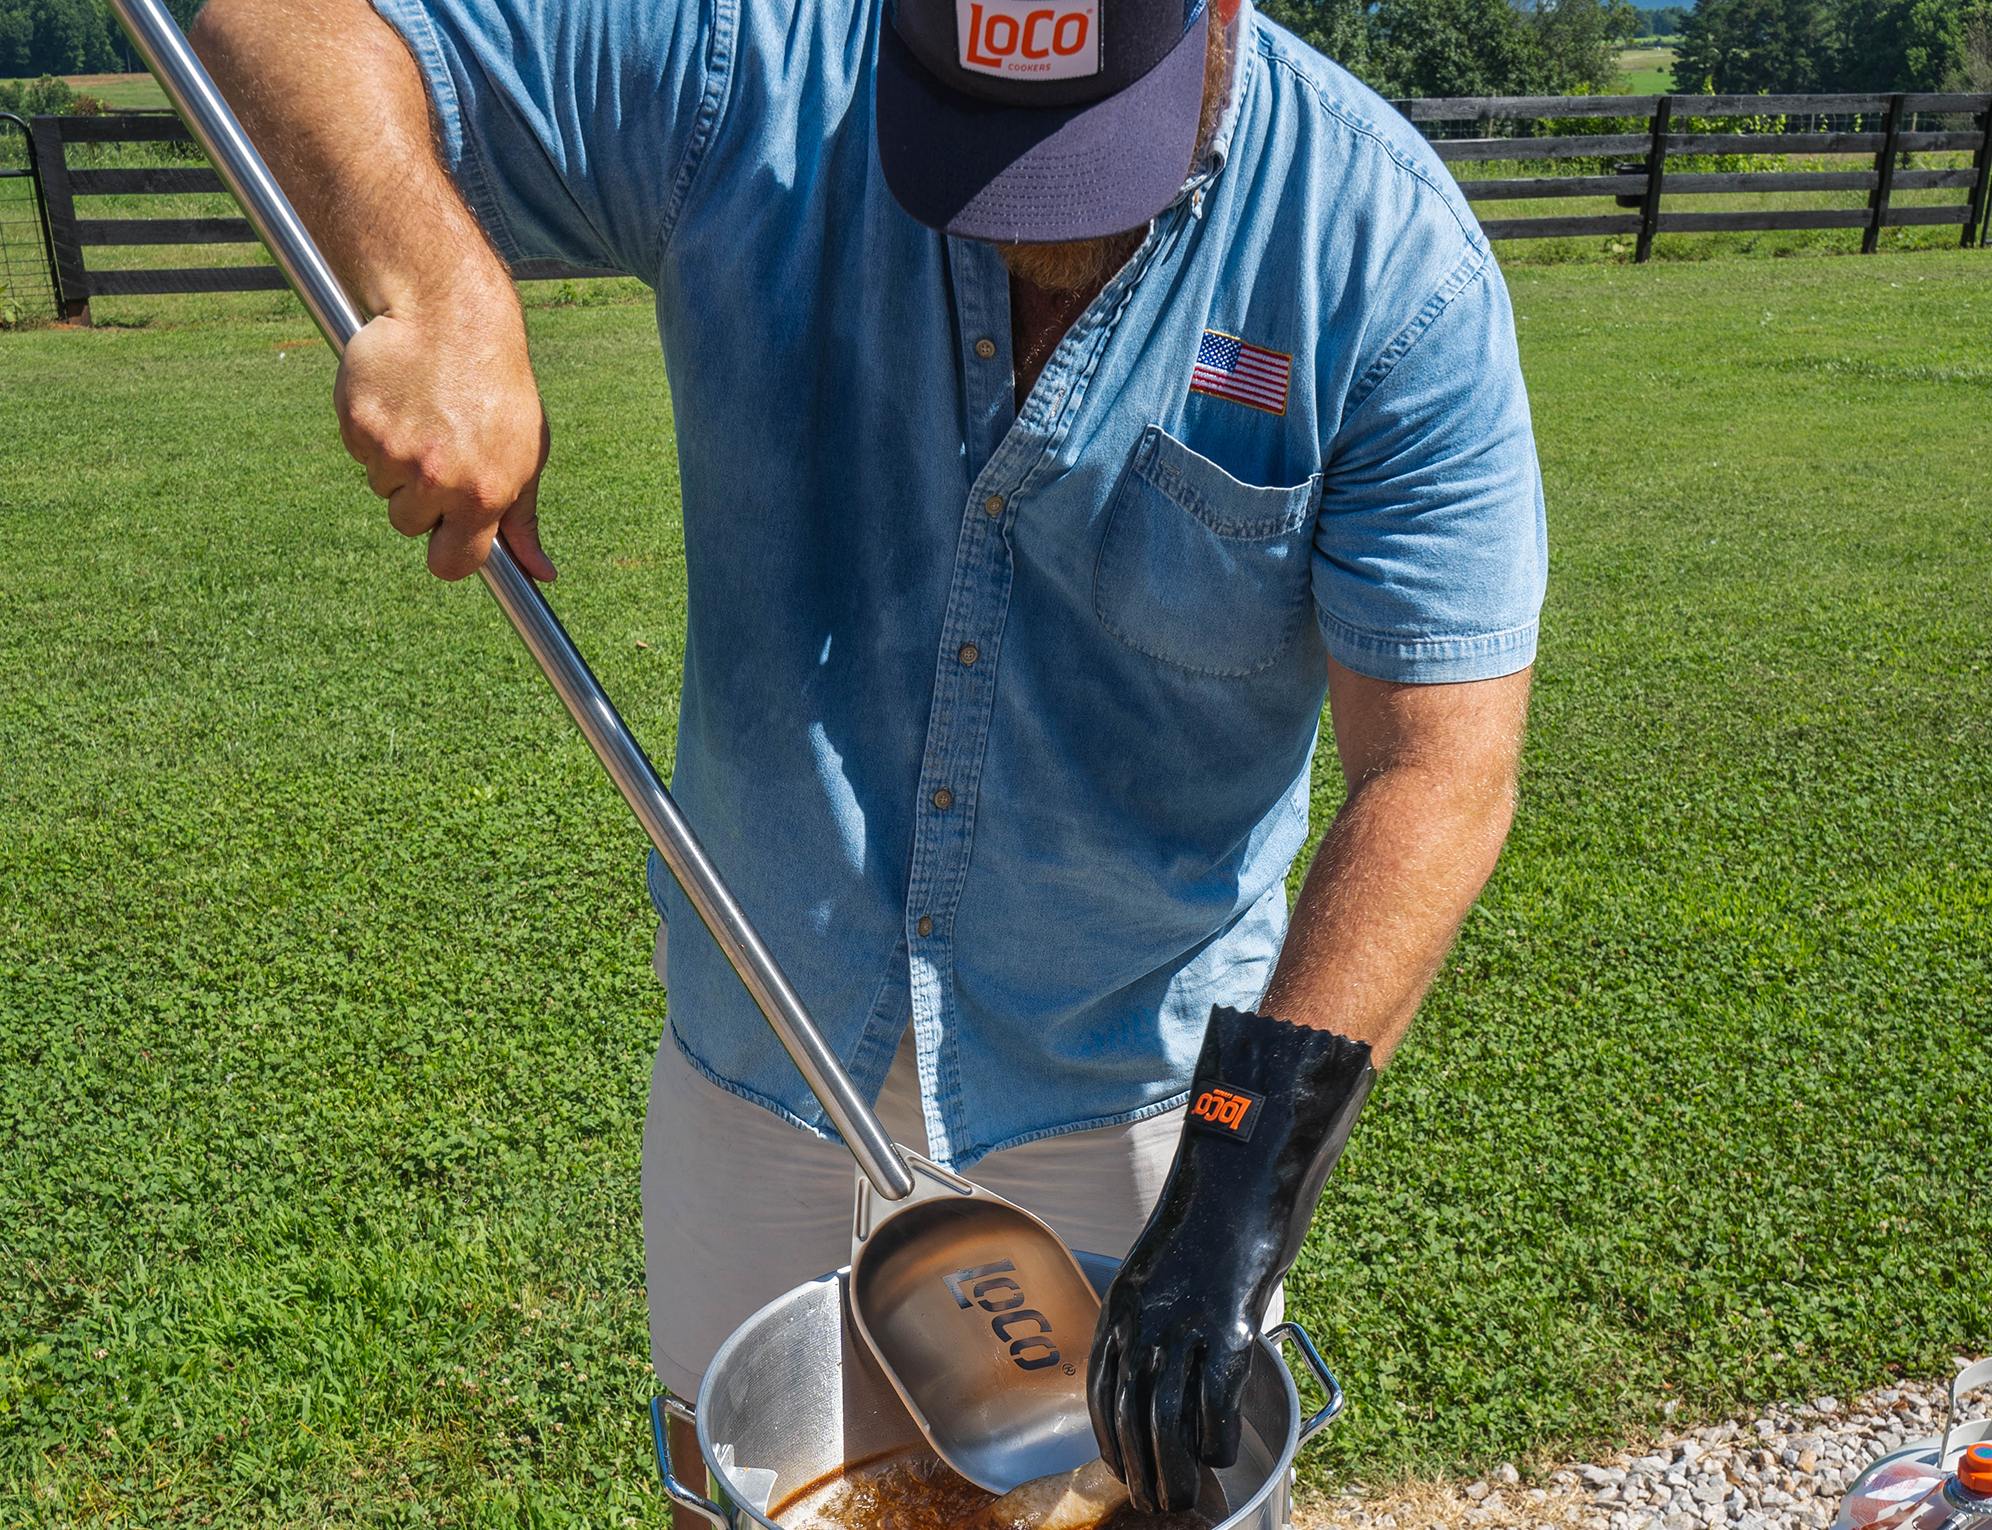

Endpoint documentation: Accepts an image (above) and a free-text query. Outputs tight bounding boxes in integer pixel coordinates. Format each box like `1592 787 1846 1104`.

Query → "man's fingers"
1088 1327 1125 1482
1115 1348 1165 1514
1196 1339 1249 1472
1147 1344 1200 1513
384 479 441 538
498 475 557 583
426 511 500 582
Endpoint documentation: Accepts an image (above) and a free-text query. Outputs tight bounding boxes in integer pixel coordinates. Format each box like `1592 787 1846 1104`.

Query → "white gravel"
1305 1360 1988 1530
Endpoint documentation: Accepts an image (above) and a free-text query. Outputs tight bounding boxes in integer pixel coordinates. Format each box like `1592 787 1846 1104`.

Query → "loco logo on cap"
955 0 1100 79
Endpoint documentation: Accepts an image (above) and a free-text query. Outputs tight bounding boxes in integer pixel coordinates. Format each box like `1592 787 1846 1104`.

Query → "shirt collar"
1169 0 1253 210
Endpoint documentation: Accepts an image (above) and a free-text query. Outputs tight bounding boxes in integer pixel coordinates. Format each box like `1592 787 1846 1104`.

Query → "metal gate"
0 113 61 324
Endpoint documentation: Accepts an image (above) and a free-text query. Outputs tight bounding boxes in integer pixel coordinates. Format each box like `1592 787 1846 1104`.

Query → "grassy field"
2 251 1989 1526
1 73 176 110
1617 46 1677 92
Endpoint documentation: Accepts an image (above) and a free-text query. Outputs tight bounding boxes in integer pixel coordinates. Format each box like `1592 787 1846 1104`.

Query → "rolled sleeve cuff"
1317 606 1538 684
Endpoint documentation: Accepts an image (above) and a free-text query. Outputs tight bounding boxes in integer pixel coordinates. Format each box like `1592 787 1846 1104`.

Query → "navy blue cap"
876 0 1208 243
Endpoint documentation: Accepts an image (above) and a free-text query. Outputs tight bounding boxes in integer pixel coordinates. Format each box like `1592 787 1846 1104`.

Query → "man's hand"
1091 1008 1373 1512
193 0 554 582
336 297 556 581
1089 658 1531 1507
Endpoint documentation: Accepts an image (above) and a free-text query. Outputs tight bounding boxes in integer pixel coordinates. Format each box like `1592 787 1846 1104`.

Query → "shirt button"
983 494 1004 518
917 915 934 937
958 642 979 666
974 338 997 360
931 787 954 810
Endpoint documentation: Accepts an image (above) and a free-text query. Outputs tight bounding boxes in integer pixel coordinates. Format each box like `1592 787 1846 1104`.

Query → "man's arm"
192 0 552 581
1091 658 1529 1510
1259 656 1532 1062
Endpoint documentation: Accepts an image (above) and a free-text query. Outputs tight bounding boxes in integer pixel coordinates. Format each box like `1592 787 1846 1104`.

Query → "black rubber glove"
1088 1004 1374 1513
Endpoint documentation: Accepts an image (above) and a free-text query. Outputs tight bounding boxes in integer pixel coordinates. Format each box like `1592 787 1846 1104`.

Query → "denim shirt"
373 0 1548 1166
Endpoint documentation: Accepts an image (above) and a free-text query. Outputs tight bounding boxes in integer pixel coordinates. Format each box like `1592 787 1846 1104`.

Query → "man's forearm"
191 0 506 314
1259 661 1531 1063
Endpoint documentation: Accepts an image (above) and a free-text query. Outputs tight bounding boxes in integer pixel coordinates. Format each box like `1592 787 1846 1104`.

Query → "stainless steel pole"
109 0 913 1202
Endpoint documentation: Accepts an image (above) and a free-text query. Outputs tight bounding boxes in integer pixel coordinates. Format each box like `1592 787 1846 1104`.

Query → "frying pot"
653 1252 1346 1530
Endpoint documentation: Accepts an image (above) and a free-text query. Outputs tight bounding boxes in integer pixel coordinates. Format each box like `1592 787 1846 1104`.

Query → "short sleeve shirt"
371 0 1549 1166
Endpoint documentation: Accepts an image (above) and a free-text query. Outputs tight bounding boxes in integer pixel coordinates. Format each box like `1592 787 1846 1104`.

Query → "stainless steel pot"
652 1252 1346 1530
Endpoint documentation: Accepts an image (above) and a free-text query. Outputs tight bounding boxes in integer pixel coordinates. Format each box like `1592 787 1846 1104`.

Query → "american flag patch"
1190 329 1291 415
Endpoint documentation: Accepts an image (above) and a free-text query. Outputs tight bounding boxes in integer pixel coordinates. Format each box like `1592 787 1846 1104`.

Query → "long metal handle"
110 0 913 1203
1267 1321 1346 1448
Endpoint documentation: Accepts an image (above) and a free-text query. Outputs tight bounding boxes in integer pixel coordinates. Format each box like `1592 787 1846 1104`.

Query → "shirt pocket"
1092 426 1323 678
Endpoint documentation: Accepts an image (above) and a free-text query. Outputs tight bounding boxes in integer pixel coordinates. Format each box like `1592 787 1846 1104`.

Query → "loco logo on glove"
1188 1081 1265 1141
941 1260 1062 1371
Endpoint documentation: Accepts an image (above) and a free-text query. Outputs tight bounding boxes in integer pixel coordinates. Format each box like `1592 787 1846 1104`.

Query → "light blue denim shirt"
373 0 1548 1166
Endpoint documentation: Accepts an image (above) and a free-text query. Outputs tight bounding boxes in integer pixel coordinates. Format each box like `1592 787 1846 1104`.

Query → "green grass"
0 74 176 111
2 251 1989 1525
1617 46 1677 92
1294 249 1991 1485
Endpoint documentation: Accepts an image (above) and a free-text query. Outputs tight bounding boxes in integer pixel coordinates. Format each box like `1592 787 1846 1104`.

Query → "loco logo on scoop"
942 1259 1063 1371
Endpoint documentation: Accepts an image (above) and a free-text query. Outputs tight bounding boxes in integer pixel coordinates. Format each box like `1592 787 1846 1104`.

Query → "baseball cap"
875 0 1210 243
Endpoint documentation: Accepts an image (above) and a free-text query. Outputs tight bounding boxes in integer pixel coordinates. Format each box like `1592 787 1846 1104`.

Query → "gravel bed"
1303 1361 1988 1530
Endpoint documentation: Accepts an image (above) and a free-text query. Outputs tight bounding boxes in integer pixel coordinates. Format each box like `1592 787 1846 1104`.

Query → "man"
192 0 1544 1505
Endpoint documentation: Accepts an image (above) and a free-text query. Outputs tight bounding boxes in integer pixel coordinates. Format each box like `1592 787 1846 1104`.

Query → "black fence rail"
1394 92 1992 259
10 93 1992 320
29 112 618 324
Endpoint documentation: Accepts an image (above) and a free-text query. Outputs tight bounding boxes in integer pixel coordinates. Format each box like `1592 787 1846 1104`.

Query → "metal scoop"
112 0 1101 1493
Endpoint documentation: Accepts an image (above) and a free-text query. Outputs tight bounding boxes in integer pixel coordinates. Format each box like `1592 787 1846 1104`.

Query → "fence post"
1863 93 1906 255
29 115 89 323
1635 95 1672 263
1964 96 1992 249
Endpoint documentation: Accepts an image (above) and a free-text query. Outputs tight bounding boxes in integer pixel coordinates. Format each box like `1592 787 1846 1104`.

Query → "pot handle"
1266 1321 1346 1449
651 1395 732 1530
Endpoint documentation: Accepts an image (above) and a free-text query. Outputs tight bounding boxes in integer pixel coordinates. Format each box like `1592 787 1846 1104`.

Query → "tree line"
3 0 1987 108
1 0 191 80
1253 0 1989 97
1675 0 1991 93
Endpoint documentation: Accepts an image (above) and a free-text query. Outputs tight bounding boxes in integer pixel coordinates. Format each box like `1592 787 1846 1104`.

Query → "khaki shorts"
640 922 1281 1398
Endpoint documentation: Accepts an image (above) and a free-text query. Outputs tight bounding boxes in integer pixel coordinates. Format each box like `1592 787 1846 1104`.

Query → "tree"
1830 0 1992 88
0 0 126 77
1367 0 1550 95
1256 0 1375 75
1530 0 1643 92
1674 0 1831 90
1261 0 1636 97
1946 10 1992 86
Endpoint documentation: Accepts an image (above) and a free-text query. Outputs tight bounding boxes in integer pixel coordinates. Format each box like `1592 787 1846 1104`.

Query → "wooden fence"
29 111 615 324
15 92 1992 319
1395 92 1992 260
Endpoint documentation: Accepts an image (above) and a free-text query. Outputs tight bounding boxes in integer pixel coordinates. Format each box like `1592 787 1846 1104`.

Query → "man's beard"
994 15 1232 293
997 227 1150 291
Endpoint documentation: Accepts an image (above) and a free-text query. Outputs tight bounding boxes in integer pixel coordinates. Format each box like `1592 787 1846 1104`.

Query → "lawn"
2 250 1989 1527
